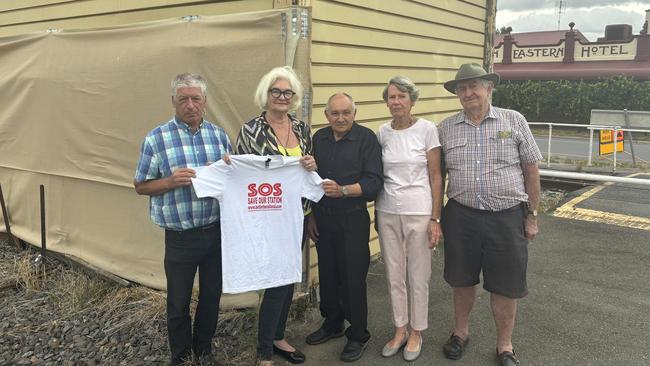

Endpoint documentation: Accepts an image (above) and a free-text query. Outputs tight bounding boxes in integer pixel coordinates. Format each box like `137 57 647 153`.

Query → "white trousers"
377 212 432 331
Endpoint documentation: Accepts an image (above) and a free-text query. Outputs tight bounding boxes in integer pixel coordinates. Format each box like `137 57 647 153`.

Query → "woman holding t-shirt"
235 66 316 366
375 76 443 362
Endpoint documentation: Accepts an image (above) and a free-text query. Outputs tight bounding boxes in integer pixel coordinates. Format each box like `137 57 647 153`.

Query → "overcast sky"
496 1 649 41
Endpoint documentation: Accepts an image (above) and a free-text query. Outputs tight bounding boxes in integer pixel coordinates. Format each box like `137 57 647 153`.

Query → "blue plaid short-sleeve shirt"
135 117 232 230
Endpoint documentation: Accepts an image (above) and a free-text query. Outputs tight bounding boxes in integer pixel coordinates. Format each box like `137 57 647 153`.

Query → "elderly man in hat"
437 63 542 366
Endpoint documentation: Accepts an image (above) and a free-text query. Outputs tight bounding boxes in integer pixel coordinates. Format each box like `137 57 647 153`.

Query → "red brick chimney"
563 22 576 63
634 9 650 61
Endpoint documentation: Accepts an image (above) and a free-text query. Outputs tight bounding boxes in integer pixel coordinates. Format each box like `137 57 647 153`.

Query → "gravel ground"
0 236 257 366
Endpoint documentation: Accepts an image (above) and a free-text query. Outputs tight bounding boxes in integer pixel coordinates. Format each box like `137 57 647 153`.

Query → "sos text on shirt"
247 182 283 211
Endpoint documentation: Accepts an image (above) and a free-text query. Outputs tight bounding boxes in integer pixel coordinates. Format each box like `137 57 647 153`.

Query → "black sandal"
442 334 469 360
496 349 520 366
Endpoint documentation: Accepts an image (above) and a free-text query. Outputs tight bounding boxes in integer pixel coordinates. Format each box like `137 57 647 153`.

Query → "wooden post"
40 185 47 259
0 183 22 249
483 0 497 70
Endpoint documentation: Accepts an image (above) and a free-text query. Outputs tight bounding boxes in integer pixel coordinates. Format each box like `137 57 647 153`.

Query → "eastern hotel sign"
493 13 650 80
494 39 637 63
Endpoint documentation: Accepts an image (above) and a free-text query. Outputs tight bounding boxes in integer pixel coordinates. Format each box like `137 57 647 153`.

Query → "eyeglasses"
269 88 295 99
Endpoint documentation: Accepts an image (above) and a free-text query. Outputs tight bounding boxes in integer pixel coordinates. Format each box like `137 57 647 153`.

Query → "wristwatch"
430 217 441 223
526 202 538 217
341 185 349 198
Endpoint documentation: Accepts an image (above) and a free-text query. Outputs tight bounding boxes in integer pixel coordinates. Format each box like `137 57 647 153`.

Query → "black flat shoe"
340 339 369 362
273 345 306 364
305 326 345 345
443 333 469 360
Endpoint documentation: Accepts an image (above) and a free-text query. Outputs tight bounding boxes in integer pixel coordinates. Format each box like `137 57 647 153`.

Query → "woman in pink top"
375 76 443 361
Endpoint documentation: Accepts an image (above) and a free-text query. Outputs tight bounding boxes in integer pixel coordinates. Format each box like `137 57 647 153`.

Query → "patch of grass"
531 125 590 139
94 286 167 336
10 250 168 336
542 154 649 172
539 190 568 213
13 254 47 292
48 269 114 314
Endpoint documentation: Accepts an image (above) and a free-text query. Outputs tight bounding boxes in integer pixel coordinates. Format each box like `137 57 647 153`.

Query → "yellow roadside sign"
599 130 624 155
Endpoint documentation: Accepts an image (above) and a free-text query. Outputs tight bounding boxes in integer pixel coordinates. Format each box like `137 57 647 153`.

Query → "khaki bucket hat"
444 63 500 94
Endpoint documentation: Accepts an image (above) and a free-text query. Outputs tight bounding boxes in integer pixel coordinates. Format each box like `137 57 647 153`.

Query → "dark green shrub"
493 76 650 124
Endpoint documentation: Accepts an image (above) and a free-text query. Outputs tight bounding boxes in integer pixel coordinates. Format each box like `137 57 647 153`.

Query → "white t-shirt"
192 154 324 294
375 118 441 215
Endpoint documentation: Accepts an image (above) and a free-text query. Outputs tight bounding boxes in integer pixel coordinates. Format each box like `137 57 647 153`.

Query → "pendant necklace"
277 120 291 156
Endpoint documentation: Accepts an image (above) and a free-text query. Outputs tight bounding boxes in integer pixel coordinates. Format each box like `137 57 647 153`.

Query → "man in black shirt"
305 93 383 362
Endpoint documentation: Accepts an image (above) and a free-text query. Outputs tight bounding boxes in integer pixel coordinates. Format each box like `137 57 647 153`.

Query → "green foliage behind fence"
492 76 650 124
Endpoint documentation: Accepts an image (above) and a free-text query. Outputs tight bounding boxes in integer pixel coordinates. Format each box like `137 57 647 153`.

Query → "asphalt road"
287 179 650 366
534 135 650 163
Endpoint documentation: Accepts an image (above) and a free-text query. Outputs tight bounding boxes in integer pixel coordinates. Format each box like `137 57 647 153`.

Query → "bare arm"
522 162 540 240
134 168 196 196
427 147 443 248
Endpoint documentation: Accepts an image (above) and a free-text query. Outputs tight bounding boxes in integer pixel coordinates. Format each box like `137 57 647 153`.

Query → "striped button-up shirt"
235 112 312 157
135 117 232 230
438 106 542 211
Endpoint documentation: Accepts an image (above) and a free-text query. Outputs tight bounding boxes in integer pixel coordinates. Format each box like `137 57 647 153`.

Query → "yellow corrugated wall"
311 0 487 127
308 0 490 281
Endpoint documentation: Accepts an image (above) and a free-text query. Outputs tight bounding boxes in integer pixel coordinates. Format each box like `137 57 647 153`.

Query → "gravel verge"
0 236 257 366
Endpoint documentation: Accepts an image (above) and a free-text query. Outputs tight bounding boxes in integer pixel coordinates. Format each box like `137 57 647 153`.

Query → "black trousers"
164 222 222 365
257 217 308 360
314 207 371 342
257 283 295 360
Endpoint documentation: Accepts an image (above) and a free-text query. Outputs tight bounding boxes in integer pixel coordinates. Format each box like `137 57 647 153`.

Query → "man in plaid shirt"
438 64 542 366
134 73 231 366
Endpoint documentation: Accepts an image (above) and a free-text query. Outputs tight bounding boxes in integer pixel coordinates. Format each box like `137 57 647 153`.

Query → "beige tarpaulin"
0 8 311 308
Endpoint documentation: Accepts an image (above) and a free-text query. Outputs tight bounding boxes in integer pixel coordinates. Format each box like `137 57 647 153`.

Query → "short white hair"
382 76 419 102
171 73 207 97
325 93 356 113
254 66 303 111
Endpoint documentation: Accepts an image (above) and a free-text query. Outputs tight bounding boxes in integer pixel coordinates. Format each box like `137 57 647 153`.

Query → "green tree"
496 26 512 35
492 76 650 124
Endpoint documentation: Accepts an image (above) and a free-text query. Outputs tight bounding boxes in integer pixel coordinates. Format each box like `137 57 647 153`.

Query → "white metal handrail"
540 170 650 185
528 122 649 172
